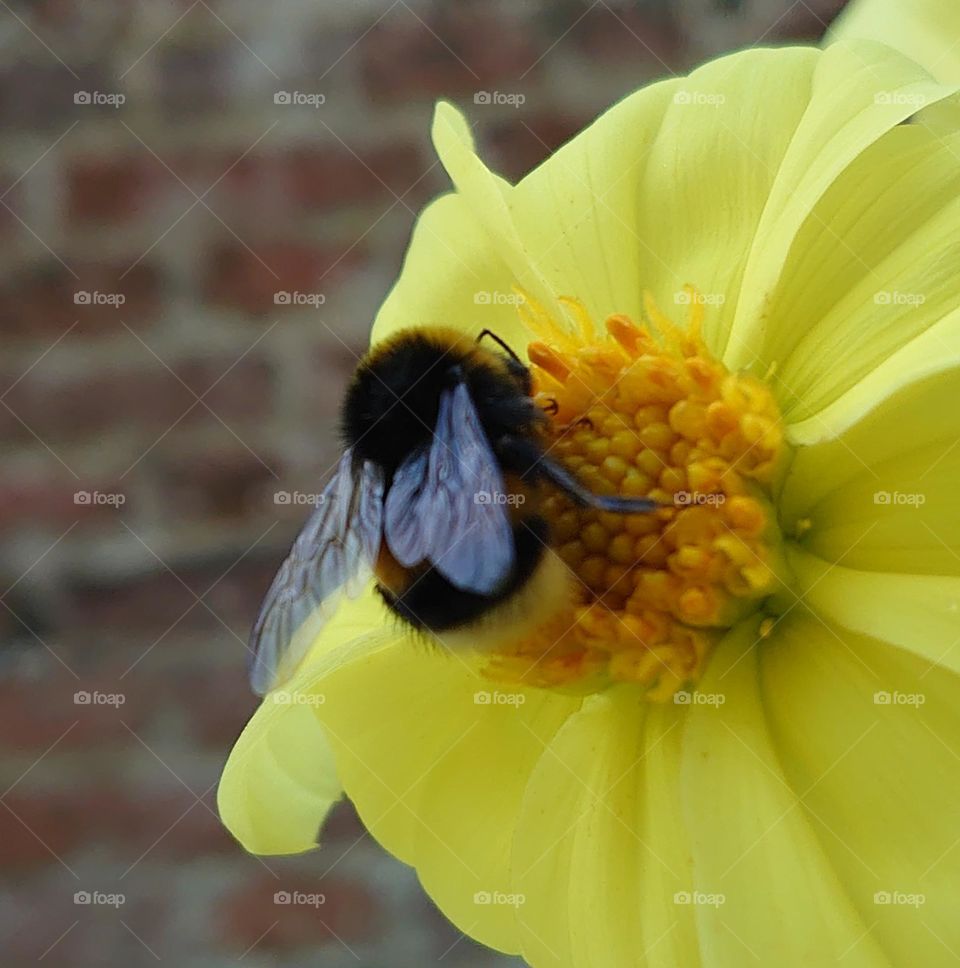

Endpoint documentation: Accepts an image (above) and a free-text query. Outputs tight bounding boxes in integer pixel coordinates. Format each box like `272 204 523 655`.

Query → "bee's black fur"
342 330 541 484
340 328 658 636
341 328 550 632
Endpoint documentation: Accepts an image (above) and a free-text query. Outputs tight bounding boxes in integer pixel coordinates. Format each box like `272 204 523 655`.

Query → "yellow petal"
218 586 392 854
681 620 889 967
313 642 579 955
787 546 960 676
762 610 960 967
387 44 952 378
726 41 956 372
759 123 960 424
510 688 697 968
829 0 960 84
781 363 960 575
785 305 960 449
217 684 342 855
430 50 819 356
370 189 532 352
637 704 702 968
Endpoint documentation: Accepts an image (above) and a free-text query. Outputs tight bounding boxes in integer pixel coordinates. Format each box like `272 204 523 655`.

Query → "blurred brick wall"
0 1 846 965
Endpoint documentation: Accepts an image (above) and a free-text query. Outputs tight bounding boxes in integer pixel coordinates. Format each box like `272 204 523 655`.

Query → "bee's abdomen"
376 516 548 632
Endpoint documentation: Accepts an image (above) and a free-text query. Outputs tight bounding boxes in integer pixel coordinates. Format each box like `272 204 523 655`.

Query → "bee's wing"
384 381 515 596
248 451 384 695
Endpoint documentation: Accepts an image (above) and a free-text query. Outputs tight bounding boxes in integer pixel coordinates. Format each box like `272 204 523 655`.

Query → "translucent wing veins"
248 450 383 695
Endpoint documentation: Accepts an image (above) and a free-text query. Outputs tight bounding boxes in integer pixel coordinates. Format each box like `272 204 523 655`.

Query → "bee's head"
341 328 474 475
503 354 533 397
342 326 539 479
475 330 533 398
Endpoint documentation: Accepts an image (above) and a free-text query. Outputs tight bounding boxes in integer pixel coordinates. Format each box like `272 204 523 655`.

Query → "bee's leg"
495 435 664 514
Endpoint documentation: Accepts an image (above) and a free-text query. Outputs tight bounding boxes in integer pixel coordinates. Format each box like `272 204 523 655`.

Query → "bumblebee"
249 326 660 695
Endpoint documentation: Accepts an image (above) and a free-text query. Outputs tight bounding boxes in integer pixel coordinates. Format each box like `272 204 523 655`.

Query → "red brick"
63 551 284 639
64 569 220 639
360 8 538 101
300 340 359 433
0 792 88 870
82 783 235 857
192 355 275 424
197 550 291 632
67 155 168 223
283 142 429 211
2 365 195 444
218 870 382 951
0 354 273 445
205 240 363 316
0 780 233 865
571 4 682 65
487 112 591 182
0 473 87 534
159 664 258 748
170 150 288 220
772 0 848 39
0 668 148 754
0 262 162 341
153 447 279 523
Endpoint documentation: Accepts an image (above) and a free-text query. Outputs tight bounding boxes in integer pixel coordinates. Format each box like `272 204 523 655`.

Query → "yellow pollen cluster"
482 289 786 701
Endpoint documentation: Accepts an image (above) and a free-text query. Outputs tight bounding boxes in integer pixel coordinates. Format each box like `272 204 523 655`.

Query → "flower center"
481 290 787 701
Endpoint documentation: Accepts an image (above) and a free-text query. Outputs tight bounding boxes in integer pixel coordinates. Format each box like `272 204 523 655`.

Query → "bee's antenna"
477 329 523 365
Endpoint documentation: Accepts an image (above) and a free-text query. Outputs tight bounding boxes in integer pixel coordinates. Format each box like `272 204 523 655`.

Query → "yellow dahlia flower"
220 40 960 967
